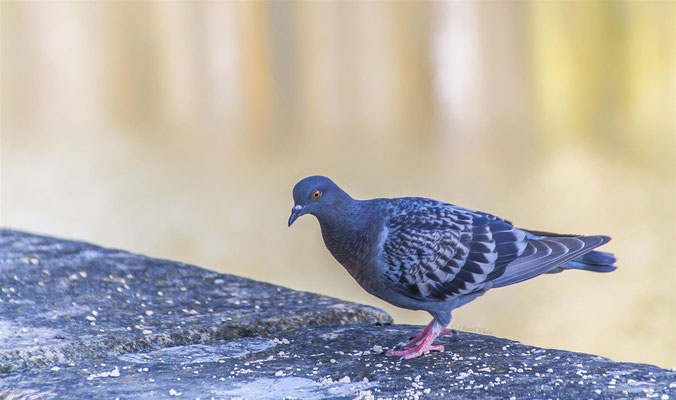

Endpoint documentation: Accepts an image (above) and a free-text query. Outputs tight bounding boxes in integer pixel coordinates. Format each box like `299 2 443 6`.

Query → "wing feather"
491 236 605 288
381 203 525 301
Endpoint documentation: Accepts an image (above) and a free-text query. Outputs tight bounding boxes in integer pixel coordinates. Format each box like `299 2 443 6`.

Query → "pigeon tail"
558 249 617 273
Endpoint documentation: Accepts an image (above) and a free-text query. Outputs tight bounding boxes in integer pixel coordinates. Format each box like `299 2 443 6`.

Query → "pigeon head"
288 176 352 226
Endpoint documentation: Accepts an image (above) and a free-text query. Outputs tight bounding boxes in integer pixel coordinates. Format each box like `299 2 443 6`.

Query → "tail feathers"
558 250 617 273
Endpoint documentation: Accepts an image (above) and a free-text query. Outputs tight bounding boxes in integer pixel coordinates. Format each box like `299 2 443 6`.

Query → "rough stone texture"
0 230 391 374
1 324 675 399
1 230 674 399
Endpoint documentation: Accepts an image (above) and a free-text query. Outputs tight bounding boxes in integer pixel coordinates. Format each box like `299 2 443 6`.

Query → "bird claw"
399 327 455 350
387 344 445 359
386 319 452 358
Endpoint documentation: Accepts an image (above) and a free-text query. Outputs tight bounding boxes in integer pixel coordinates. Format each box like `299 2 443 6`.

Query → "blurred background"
1 1 674 367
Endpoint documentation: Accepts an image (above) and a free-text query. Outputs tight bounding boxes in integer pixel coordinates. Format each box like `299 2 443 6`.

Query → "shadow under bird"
288 176 617 359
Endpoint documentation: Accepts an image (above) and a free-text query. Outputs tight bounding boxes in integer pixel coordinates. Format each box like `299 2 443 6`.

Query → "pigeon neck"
317 199 378 270
315 194 360 228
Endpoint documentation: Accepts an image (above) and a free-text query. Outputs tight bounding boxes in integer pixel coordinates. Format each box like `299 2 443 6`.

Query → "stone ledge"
1 324 674 399
0 230 391 374
1 230 674 399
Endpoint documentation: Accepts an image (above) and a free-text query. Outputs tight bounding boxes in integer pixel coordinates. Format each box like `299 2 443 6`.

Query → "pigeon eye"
312 190 322 199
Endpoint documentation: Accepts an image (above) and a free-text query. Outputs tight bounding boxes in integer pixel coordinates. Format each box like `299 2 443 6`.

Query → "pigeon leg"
386 320 446 358
399 320 454 350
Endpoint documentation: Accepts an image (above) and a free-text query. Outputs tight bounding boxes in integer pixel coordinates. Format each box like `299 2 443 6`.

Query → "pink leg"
400 320 454 349
386 320 450 359
401 320 435 349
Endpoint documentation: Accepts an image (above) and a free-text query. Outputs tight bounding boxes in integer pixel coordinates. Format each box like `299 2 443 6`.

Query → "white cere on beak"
293 205 303 211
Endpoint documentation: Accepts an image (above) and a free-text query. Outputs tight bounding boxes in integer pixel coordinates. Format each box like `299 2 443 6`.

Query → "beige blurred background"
1 1 674 367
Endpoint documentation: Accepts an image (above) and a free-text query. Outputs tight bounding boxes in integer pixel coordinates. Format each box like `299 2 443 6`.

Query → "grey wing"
381 204 610 302
381 206 528 301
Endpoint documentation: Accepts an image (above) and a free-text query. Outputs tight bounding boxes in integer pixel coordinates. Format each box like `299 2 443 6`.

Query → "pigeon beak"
288 205 305 227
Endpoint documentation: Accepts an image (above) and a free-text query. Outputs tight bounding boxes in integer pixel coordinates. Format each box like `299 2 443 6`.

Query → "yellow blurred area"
1 1 674 367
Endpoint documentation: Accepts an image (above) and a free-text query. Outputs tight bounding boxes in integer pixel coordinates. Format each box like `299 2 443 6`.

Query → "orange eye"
312 190 322 199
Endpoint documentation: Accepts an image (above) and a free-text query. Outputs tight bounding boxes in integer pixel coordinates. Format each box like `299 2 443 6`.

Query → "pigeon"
288 176 616 359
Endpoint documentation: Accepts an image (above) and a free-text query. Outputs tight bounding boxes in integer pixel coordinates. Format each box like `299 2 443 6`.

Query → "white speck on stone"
169 388 181 396
50 366 60 371
21 327 28 333
546 368 553 373
358 390 375 400
456 372 470 380
669 383 676 388
272 337 290 345
142 329 152 335
145 310 154 316
116 287 123 292
371 345 383 353
86 315 96 322
79 271 87 278
661 395 669 400
87 367 120 380
330 359 336 363
275 370 285 376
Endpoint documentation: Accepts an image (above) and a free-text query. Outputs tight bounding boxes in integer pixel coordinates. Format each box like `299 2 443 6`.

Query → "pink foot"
386 319 450 359
399 321 454 350
387 342 445 359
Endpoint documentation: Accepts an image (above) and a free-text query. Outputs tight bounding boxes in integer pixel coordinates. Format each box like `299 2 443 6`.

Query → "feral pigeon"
288 176 616 359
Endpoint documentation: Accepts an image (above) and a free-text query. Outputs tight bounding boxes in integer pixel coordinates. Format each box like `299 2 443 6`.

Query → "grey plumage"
289 176 616 357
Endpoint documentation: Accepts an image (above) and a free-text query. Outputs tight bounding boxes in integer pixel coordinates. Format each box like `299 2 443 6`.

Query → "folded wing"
380 203 610 302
